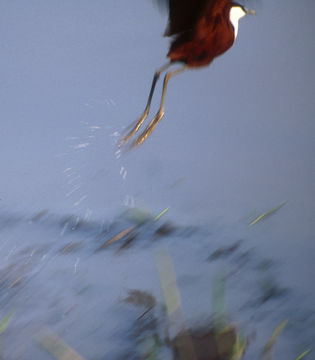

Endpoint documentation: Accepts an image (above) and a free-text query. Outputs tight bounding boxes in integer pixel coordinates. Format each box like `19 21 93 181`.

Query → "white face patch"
229 6 247 39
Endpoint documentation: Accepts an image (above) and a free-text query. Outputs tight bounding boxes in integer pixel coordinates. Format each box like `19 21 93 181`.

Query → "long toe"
132 110 164 147
118 109 150 147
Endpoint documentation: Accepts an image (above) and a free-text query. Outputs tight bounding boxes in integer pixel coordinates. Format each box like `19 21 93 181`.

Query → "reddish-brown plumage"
166 0 235 67
119 0 253 147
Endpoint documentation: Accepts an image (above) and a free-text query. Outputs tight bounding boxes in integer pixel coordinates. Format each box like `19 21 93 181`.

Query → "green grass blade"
0 311 14 335
261 319 287 360
295 348 311 360
230 333 247 360
155 248 181 315
155 247 197 360
212 269 227 332
154 207 170 221
249 202 286 226
34 327 85 360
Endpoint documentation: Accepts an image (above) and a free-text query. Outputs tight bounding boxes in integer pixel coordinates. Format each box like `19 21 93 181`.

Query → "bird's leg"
132 65 187 147
118 62 171 147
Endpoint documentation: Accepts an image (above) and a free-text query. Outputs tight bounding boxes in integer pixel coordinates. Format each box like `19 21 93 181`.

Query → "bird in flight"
119 0 255 148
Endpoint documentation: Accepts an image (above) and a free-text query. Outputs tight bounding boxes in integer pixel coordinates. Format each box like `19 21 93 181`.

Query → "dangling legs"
118 62 171 147
132 65 188 147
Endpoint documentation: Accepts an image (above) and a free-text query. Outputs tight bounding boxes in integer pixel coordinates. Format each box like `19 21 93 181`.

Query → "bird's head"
230 2 256 39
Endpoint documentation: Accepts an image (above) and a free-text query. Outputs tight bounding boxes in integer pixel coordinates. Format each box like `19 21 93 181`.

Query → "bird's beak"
245 7 256 16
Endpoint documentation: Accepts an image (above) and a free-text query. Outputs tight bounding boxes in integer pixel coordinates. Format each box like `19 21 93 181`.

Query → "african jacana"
119 0 255 148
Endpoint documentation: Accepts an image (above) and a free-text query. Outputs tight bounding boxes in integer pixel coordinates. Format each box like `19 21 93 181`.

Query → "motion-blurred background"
0 1 314 358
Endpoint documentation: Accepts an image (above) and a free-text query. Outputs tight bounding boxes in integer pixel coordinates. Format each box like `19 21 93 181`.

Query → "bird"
119 0 255 148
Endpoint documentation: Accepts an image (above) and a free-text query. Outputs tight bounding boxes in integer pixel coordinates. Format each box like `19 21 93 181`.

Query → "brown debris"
98 226 136 250
172 327 237 360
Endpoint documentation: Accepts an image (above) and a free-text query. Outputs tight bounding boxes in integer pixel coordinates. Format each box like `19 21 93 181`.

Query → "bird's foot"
132 110 164 148
118 108 149 148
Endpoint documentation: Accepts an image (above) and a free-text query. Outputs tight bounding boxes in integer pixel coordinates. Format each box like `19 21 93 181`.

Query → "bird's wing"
164 0 208 36
163 0 231 37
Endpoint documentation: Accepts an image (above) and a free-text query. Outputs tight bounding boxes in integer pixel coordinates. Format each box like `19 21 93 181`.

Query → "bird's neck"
229 7 246 39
